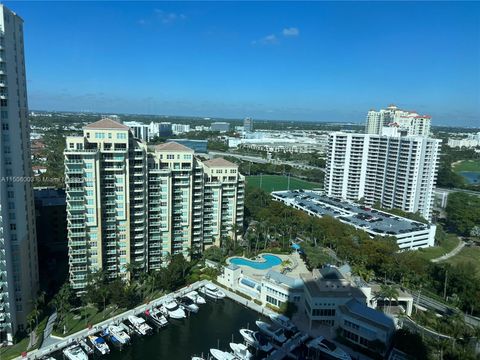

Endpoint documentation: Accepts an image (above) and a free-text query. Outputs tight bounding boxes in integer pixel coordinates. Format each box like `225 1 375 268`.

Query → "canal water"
72 298 265 360
459 171 480 184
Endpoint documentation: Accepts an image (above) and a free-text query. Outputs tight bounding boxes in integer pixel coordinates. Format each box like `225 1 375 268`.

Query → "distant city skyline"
9 1 480 126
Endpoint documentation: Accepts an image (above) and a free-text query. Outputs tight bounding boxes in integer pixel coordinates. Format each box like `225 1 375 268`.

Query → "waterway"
54 298 266 360
459 171 480 184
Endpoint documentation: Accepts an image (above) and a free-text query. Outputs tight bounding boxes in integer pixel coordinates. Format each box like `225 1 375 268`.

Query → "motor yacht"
306 336 352 360
229 342 253 360
88 335 110 355
209 348 236 360
239 329 273 352
185 290 206 304
128 315 153 335
162 300 186 319
200 283 226 300
79 338 94 355
256 321 287 343
146 307 168 328
62 344 89 360
268 313 297 332
107 324 131 345
179 296 200 313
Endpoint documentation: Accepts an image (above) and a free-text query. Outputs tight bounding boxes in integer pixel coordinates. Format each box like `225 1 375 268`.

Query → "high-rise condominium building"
0 5 39 342
243 117 253 132
365 105 431 137
64 119 244 291
324 131 441 220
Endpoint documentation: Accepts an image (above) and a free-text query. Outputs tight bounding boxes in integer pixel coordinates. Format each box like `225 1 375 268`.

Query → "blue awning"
291 243 301 250
95 337 105 344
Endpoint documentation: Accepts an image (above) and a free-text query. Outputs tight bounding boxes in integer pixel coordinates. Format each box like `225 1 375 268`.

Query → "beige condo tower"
65 119 244 291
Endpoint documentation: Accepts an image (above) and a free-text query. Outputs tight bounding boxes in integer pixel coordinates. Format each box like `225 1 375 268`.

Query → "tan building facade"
65 119 244 291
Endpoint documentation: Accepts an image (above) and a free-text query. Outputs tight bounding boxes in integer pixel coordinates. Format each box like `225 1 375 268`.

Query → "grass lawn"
0 317 48 360
246 175 322 193
452 159 480 172
52 306 125 337
416 234 460 261
446 247 480 276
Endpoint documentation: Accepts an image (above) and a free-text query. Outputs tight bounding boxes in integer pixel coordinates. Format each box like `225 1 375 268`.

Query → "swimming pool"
230 254 282 270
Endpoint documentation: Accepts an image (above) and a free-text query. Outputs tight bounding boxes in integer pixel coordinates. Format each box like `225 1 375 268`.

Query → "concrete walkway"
26 330 37 351
431 238 465 263
39 312 57 349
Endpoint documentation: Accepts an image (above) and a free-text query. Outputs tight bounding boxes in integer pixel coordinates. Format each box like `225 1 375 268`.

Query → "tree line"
244 188 480 316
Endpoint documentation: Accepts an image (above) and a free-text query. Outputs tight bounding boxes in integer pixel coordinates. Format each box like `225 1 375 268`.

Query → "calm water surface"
82 298 264 360
459 171 480 184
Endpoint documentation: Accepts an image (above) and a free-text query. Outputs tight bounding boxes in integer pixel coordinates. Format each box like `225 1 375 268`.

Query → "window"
116 133 127 139
10 223 16 230
1 122 8 130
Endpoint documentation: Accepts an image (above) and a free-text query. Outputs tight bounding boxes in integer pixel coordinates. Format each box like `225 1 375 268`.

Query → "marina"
15 281 348 360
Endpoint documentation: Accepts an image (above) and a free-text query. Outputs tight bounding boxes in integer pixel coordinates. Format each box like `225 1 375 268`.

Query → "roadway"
409 289 480 327
208 151 326 172
436 187 480 197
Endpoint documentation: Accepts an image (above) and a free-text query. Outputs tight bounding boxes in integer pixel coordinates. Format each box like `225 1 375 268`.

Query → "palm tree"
375 284 399 313
26 311 37 332
231 223 241 250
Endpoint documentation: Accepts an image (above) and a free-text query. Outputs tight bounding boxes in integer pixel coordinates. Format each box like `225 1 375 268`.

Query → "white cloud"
153 9 187 24
252 34 278 46
282 27 300 37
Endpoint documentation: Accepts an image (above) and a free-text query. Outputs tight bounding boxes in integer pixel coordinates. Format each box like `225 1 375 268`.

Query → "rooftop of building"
272 190 431 236
301 267 367 301
203 157 238 168
154 141 194 152
263 270 304 289
169 139 208 143
84 118 130 131
339 299 395 331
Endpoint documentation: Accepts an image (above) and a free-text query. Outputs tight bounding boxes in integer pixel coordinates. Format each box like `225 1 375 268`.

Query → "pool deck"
227 252 307 283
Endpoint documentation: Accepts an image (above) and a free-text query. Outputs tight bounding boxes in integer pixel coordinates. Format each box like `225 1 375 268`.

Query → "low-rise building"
211 122 230 133
168 139 207 153
217 262 401 356
124 121 149 142
338 299 396 354
272 190 436 250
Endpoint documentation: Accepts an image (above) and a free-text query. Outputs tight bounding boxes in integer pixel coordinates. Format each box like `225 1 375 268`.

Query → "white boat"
88 335 110 355
239 328 273 352
62 344 89 360
200 283 226 299
79 338 94 355
256 320 287 343
230 342 253 360
146 307 168 327
191 356 206 360
179 296 200 313
306 336 351 360
128 315 153 335
210 348 236 360
268 313 297 332
162 300 186 319
108 324 131 345
186 290 206 304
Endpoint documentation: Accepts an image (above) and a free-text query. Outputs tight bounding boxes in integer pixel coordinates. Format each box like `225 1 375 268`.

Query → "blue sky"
7 1 480 126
